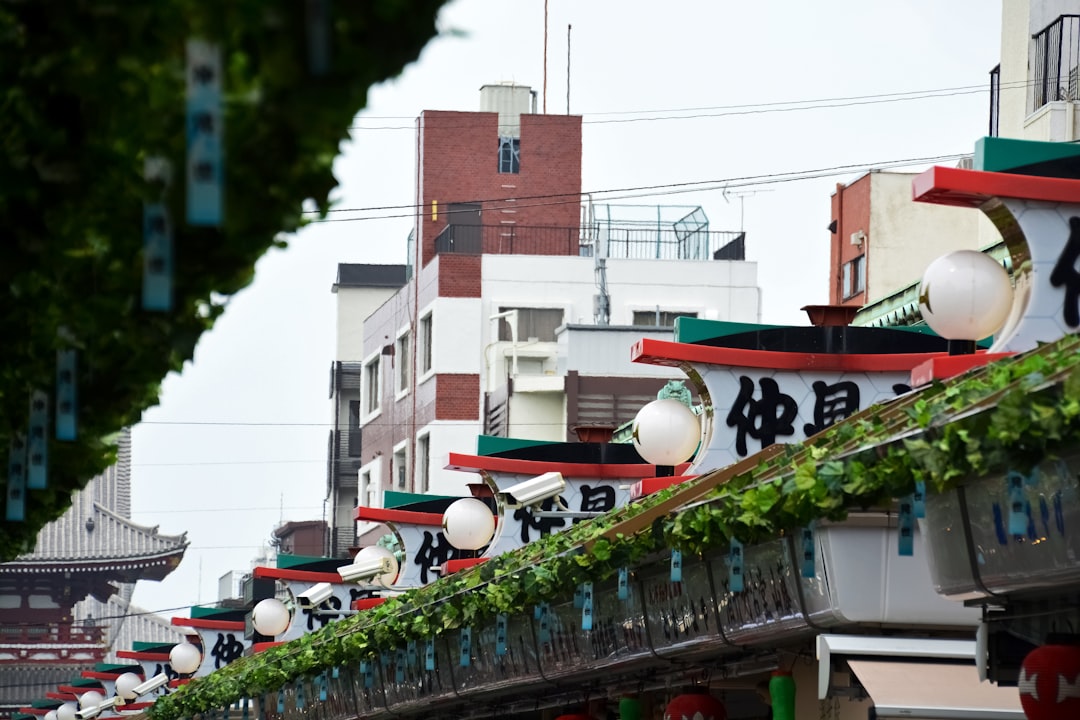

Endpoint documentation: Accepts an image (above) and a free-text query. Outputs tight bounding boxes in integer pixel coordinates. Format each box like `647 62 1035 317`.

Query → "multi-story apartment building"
318 83 763 555
841 0 1080 328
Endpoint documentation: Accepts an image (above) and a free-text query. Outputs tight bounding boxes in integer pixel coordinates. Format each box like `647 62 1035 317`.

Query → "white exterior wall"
559 326 679 378
430 296 484 375
998 0 1032 139
480 254 761 328
424 420 485 497
865 173 985 302
506 392 565 443
335 287 401 360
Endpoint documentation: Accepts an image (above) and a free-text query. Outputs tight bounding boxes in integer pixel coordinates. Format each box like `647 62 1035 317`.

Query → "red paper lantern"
1019 644 1080 720
664 691 727 720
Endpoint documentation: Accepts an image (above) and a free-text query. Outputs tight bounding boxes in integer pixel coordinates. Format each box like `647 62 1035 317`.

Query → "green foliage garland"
150 335 1080 720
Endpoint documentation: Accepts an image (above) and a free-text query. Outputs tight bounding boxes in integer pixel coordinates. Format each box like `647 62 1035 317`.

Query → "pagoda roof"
2 502 187 579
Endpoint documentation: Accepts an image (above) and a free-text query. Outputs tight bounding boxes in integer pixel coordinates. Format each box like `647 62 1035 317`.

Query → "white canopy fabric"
848 659 1024 720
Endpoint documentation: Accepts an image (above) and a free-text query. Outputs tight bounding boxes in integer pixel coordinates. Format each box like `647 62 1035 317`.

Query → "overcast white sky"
129 0 1003 617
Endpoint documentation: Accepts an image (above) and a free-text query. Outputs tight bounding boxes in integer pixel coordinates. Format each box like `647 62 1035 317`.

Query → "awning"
848 659 1024 720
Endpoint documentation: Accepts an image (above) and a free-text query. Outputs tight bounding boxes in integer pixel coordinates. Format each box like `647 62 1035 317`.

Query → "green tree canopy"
0 0 448 558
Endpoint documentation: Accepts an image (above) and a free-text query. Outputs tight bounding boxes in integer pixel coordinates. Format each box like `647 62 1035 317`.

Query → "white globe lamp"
114 672 142 701
169 641 202 675
631 399 701 467
442 498 496 551
354 545 399 588
44 711 58 720
919 250 1013 351
251 597 291 637
56 703 78 720
78 691 105 711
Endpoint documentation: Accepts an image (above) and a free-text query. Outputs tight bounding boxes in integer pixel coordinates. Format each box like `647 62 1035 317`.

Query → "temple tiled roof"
1 430 187 577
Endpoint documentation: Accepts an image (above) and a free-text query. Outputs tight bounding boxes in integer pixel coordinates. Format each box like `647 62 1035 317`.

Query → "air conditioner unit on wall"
850 230 866 247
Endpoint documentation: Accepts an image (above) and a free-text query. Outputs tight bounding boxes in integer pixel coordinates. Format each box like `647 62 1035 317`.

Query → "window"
498 136 520 174
392 445 408 490
419 313 433 375
842 256 866 299
415 434 430 493
498 307 564 342
363 356 381 414
347 400 361 457
359 470 378 509
632 310 698 327
396 332 411 394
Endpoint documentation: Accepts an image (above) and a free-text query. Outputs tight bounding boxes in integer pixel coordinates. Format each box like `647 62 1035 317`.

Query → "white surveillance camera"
337 557 392 583
297 582 334 608
132 673 169 697
500 471 566 508
75 708 100 720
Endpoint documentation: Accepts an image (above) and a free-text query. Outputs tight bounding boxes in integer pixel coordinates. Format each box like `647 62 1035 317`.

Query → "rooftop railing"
432 223 745 261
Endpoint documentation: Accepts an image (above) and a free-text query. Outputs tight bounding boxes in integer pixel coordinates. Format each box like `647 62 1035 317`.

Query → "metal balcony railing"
1030 15 1080 112
432 224 745 261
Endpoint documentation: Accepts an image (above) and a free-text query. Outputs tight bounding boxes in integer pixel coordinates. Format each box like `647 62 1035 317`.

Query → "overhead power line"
296 152 968 224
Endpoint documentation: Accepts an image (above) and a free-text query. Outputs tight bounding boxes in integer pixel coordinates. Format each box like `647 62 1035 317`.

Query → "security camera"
76 698 118 720
132 674 169 697
297 582 334 609
500 471 566 508
337 557 393 583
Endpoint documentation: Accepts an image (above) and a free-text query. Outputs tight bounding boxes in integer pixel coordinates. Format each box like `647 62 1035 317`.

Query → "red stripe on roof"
632 337 945 373
913 165 1080 207
353 507 444 526
170 617 245 631
252 566 344 583
445 453 686 478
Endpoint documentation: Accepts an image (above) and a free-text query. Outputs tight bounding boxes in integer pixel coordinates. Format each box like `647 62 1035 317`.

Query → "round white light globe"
442 498 496 551
919 250 1013 341
251 597 291 637
169 641 202 675
44 711 58 720
114 672 142 701
631 399 701 466
57 703 78 720
354 545 399 588
78 691 104 711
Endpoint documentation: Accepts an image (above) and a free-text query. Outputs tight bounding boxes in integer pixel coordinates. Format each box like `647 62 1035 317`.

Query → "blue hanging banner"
407 640 418 670
581 581 594 631
7 435 27 522
294 679 305 710
800 525 815 578
305 0 331 75
395 647 405 683
538 603 551 645
1007 471 1029 537
143 156 173 311
912 479 927 519
424 639 435 671
56 349 77 441
898 496 915 556
186 38 224 226
617 567 629 600
360 660 374 688
331 666 340 679
728 539 744 593
317 672 327 702
670 549 683 583
459 627 471 668
276 690 285 713
495 613 508 656
27 390 48 490
573 583 585 609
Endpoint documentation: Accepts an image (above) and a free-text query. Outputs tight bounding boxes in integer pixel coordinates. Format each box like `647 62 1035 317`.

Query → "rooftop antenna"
566 24 572 114
542 0 548 113
722 188 774 232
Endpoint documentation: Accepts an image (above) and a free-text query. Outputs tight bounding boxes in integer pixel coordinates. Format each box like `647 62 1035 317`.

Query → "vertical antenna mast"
566 24 572 114
542 0 549 113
